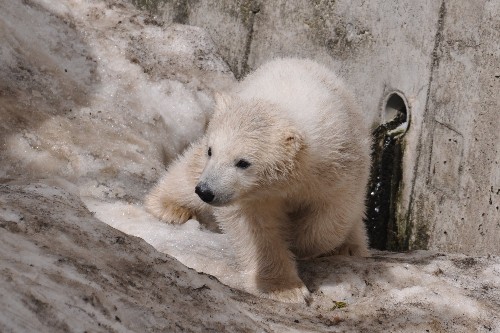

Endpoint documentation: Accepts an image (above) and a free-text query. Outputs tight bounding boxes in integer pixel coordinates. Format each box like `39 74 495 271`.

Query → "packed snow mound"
0 182 267 332
1 0 499 332
86 200 500 332
0 0 234 201
2 183 499 333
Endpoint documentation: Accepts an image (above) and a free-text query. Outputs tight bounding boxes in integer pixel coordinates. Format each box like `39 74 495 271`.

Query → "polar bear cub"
145 58 371 303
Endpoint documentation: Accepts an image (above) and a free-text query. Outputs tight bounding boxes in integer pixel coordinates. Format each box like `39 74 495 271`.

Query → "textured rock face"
0 1 499 332
1 183 499 332
0 183 265 332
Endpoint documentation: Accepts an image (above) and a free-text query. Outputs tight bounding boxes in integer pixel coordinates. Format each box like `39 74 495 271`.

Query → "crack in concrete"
239 1 260 80
404 0 447 249
172 0 189 25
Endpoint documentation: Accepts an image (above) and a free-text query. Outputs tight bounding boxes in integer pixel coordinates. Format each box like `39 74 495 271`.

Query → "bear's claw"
262 285 311 304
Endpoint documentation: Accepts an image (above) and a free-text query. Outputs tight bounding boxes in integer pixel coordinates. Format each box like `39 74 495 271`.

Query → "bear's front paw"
158 204 192 224
145 195 192 224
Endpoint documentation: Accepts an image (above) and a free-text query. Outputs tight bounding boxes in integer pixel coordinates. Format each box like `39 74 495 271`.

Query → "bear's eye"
235 159 251 169
207 147 212 157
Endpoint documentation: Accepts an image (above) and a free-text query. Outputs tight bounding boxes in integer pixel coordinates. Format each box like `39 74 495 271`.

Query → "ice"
83 198 243 289
1 0 500 332
0 206 22 223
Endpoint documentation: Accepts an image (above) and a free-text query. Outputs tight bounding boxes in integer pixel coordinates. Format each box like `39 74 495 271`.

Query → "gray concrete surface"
407 1 500 255
134 0 499 255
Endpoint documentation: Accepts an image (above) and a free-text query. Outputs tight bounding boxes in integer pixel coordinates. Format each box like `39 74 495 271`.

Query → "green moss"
413 222 430 249
239 0 259 28
411 196 431 249
330 301 347 311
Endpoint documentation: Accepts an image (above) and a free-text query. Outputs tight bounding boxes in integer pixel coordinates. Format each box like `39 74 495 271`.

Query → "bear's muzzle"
195 182 215 203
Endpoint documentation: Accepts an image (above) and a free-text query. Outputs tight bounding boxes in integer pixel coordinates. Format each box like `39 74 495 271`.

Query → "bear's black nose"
195 183 215 203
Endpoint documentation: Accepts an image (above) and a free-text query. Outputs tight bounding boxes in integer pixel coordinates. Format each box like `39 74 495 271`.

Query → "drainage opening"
366 91 409 251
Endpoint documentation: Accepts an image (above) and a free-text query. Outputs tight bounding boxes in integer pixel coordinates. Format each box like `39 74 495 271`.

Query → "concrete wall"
133 0 500 255
407 1 500 255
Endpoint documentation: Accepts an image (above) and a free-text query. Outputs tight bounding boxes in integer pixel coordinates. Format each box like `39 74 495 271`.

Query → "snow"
83 199 245 290
1 0 499 332
0 0 233 194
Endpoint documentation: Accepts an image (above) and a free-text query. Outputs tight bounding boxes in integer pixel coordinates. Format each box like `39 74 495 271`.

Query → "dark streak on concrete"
239 1 260 79
405 0 446 249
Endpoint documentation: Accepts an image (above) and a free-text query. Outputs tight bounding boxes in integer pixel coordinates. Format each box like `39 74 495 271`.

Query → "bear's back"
234 58 369 166
235 59 339 123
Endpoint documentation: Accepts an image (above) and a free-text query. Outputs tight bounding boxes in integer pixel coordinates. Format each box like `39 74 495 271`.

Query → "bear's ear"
283 128 304 156
213 92 232 114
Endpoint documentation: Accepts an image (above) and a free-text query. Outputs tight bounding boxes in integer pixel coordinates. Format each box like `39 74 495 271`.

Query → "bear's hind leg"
293 202 370 259
334 219 370 257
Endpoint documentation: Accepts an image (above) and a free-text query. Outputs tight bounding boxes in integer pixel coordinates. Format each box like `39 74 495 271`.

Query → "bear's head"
195 93 304 206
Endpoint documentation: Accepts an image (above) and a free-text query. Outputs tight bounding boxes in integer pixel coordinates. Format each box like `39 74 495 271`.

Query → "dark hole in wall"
365 92 408 251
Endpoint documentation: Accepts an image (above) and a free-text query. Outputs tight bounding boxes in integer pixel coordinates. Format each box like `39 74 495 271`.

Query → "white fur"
145 58 371 303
